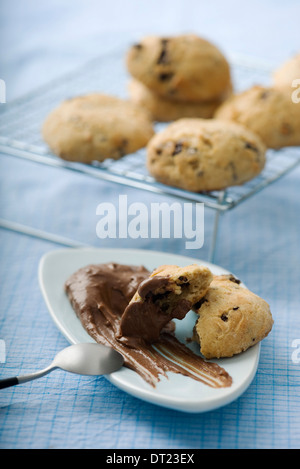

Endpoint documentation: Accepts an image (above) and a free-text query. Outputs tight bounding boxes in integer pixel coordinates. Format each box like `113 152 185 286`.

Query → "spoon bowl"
52 343 124 376
0 343 124 389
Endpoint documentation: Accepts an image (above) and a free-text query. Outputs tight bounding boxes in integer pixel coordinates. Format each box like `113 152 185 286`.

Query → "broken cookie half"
119 264 213 345
193 274 274 359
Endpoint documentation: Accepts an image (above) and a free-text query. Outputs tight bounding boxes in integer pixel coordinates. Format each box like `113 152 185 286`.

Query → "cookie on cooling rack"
119 263 213 344
272 53 300 87
128 79 232 122
146 118 266 192
215 85 300 149
192 274 274 359
126 34 231 103
42 94 154 163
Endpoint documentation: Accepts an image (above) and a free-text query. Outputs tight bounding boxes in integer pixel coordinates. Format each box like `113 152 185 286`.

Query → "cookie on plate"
128 79 232 122
273 53 300 87
146 118 266 192
215 85 300 148
192 274 274 359
126 34 231 103
119 264 213 344
42 94 154 163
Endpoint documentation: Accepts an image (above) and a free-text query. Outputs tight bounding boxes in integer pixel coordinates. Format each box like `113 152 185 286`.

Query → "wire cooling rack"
0 44 299 259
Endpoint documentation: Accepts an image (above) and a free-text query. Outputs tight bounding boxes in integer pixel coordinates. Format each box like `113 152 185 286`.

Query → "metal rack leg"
208 209 221 264
208 191 226 264
0 218 89 248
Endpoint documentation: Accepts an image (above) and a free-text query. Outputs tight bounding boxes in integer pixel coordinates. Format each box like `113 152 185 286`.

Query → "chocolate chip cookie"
146 118 266 192
215 85 300 148
193 274 274 358
128 79 232 122
42 93 154 163
126 34 231 103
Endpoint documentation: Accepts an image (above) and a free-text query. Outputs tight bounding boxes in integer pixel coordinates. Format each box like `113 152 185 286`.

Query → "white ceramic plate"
38 247 260 413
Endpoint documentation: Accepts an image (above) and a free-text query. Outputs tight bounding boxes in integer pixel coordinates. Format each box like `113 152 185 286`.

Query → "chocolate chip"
245 141 259 152
157 38 169 65
178 276 188 282
156 148 162 155
228 275 241 284
194 298 208 310
177 276 190 288
117 138 128 157
221 314 228 322
151 291 171 302
172 142 183 156
133 43 143 50
159 72 174 81
260 90 272 99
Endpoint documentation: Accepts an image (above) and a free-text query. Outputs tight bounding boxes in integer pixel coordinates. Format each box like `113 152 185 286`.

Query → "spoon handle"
0 365 56 389
0 376 19 389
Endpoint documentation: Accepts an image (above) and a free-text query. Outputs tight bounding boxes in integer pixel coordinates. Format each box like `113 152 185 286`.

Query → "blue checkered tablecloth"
0 0 300 449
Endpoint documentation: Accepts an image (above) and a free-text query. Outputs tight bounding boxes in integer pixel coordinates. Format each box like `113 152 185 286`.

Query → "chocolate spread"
119 275 192 344
64 262 232 388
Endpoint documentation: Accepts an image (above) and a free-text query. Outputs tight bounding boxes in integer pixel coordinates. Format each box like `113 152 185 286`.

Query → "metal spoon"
0 343 124 389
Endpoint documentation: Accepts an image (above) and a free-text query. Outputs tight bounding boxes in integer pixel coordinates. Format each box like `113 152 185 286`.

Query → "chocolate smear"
120 275 192 345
